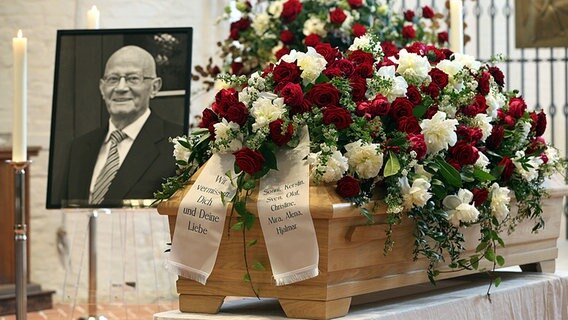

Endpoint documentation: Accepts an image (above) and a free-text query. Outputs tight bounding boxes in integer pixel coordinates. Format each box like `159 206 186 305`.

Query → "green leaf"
244 213 256 230
475 241 488 253
496 255 505 267
220 192 226 206
243 273 251 282
360 207 375 223
231 221 243 231
243 179 257 190
473 167 496 182
413 103 428 118
484 247 495 262
471 256 479 269
252 261 266 271
234 201 248 217
435 158 462 188
384 152 401 177
260 145 278 171
494 276 502 287
247 239 257 247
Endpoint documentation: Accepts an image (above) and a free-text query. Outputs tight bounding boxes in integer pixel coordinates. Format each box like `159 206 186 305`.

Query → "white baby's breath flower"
252 13 270 35
443 189 480 226
303 16 327 37
490 183 510 221
308 150 349 183
251 96 286 132
394 49 432 84
344 140 383 179
420 111 459 154
399 176 432 209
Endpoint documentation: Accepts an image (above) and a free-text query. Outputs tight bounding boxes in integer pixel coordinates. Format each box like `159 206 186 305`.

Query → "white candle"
12 30 27 162
450 0 463 53
87 5 100 29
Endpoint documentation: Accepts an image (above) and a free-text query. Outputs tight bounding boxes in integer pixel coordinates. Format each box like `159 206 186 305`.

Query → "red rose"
330 7 347 25
347 0 363 9
304 34 321 47
335 59 354 77
478 71 491 96
275 47 291 61
498 156 515 181
422 82 440 98
323 106 353 129
486 125 504 150
369 94 391 117
323 67 342 78
315 43 341 63
390 97 414 120
402 25 416 39
424 105 439 119
231 62 244 75
541 153 549 164
408 134 427 160
397 116 421 134
406 85 422 106
273 61 301 83
536 111 547 136
269 119 294 146
456 125 483 143
422 5 435 19
450 140 479 165
352 23 367 37
213 88 238 117
405 42 427 55
429 68 449 88
199 108 219 135
508 97 527 118
336 176 361 198
225 102 249 126
306 83 341 108
354 63 374 78
437 31 449 44
280 30 295 44
526 136 546 154
488 66 505 87
462 95 487 117
381 41 399 57
348 50 375 66
234 148 265 175
472 188 489 206
281 0 302 23
350 76 367 102
279 82 304 108
404 9 415 21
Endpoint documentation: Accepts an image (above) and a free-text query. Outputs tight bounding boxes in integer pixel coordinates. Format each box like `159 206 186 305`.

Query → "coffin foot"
279 297 352 320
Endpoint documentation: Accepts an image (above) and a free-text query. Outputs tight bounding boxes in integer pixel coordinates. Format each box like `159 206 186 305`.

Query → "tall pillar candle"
12 30 27 162
87 5 100 29
450 0 463 53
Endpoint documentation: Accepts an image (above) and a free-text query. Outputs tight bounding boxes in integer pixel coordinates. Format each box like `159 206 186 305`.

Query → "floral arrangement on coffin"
194 0 448 93
157 34 565 283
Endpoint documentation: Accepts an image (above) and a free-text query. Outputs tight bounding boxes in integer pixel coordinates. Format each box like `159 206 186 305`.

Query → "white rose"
296 47 328 85
443 189 480 226
399 177 432 209
490 183 510 221
395 49 432 84
344 140 383 179
252 13 270 36
420 111 459 154
268 0 284 17
303 16 327 37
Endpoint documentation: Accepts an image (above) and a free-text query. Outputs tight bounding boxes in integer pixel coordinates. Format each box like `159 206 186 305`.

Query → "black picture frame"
46 27 192 209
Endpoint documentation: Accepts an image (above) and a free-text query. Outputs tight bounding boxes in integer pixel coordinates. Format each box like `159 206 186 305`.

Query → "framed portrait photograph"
46 27 192 209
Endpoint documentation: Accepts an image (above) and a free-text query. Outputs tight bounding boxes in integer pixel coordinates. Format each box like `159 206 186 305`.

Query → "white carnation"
485 90 506 119
349 35 371 51
420 111 459 154
344 140 383 179
474 113 493 141
251 96 286 132
308 150 349 183
252 13 270 36
443 189 480 226
395 49 432 84
303 16 327 37
399 177 432 209
490 183 510 221
513 151 543 182
213 119 242 153
375 65 408 102
296 47 328 85
475 151 490 170
436 59 464 91
453 53 482 71
172 137 191 163
268 0 284 17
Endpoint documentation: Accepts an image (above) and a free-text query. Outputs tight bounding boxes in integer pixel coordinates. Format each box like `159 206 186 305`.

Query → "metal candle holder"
8 160 32 320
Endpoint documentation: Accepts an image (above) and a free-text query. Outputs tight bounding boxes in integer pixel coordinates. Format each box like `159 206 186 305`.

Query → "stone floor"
2 214 568 320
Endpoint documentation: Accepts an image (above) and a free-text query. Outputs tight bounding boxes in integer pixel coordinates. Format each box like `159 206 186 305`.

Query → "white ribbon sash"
167 153 236 284
258 127 319 285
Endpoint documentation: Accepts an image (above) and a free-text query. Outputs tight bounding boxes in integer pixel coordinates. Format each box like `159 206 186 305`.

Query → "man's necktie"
90 130 128 205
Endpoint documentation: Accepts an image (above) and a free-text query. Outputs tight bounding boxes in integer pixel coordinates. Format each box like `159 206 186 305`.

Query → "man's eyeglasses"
102 73 155 86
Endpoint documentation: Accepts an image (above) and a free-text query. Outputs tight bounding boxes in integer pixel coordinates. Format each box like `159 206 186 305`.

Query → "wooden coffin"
156 175 568 320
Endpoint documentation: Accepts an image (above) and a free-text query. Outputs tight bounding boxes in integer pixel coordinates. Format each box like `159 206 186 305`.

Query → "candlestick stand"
8 160 32 320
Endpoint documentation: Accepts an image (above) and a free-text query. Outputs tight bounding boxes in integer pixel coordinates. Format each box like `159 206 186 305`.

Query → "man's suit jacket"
62 112 183 207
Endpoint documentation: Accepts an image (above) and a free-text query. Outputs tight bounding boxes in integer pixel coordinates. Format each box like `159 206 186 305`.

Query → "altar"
154 271 568 320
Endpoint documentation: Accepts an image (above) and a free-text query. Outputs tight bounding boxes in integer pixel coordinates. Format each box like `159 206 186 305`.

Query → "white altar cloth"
154 271 568 320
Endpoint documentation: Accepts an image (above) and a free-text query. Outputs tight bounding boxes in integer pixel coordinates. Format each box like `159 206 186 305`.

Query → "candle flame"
17 29 23 38
90 5 98 12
